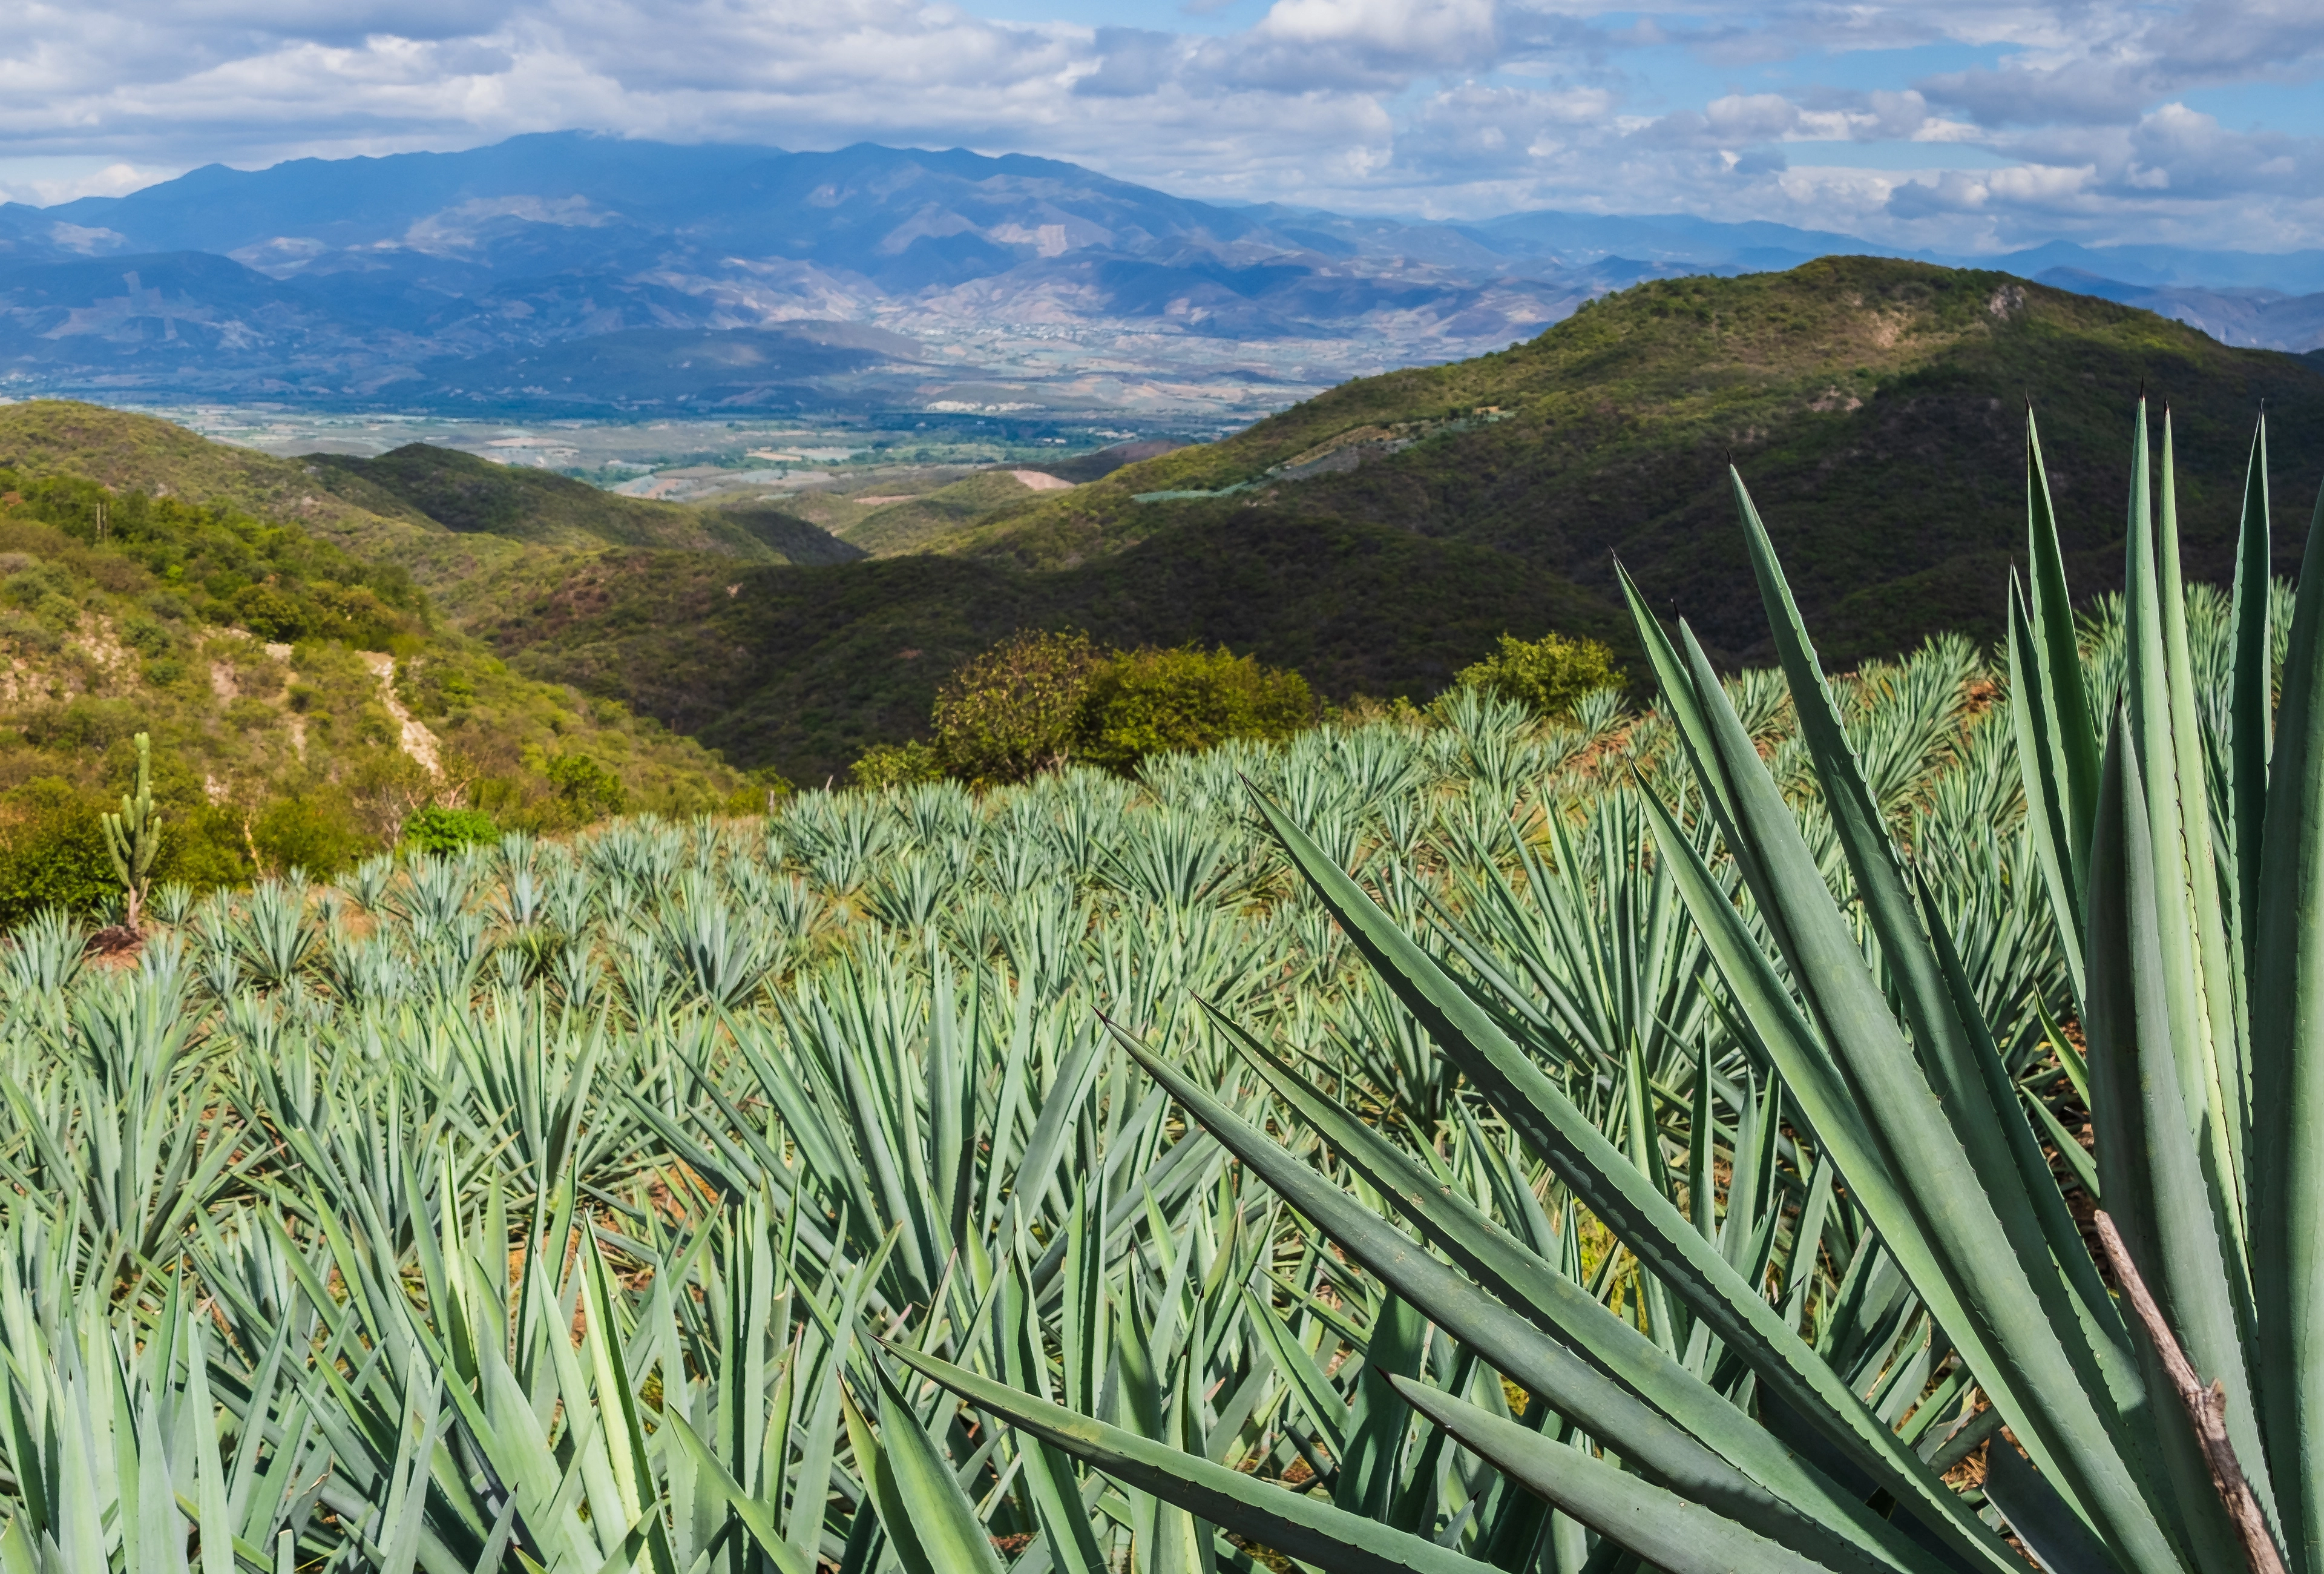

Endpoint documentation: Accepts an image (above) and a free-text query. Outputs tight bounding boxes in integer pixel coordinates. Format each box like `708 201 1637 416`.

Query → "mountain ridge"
7 133 2323 412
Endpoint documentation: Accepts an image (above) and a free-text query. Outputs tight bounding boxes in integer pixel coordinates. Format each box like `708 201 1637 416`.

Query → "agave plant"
899 401 2321 1574
0 541 2127 1573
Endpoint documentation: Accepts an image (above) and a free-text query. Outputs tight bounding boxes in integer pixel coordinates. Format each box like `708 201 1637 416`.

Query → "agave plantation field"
0 405 2317 1574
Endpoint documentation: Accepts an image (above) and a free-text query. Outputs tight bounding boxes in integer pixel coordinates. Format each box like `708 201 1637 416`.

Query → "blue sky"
2 0 2321 251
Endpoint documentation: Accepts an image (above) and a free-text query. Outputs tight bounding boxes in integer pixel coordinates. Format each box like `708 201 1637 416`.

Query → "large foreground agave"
905 402 2324 1574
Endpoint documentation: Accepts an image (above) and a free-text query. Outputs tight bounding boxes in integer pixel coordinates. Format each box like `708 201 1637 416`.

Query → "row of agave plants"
0 401 2293 1574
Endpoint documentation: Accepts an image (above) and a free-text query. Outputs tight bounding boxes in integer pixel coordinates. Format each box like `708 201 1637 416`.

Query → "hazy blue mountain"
2032 269 2324 354
1992 242 2324 295
3 132 2320 406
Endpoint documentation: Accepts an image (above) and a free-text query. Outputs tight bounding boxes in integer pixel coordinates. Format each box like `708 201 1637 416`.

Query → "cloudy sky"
3 0 2320 251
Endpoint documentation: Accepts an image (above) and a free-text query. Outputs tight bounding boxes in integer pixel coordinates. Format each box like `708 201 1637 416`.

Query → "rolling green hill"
306 444 861 562
948 257 2324 665
840 470 1066 556
467 513 1624 775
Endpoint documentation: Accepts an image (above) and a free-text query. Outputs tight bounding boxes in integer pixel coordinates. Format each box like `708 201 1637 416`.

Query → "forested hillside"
952 257 2324 665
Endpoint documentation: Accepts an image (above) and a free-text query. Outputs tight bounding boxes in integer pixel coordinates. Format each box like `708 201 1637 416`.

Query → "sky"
2 0 2321 252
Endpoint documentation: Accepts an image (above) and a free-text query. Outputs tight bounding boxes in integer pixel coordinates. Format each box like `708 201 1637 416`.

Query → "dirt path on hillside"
362 651 442 778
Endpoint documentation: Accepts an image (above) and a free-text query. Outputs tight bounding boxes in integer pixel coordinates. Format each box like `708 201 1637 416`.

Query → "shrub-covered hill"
0 404 855 625
0 452 748 918
950 257 2324 665
0 401 1630 780
471 512 1625 779
304 443 862 563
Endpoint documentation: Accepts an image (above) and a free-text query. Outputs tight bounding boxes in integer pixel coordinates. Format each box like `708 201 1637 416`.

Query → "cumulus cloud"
0 0 2317 247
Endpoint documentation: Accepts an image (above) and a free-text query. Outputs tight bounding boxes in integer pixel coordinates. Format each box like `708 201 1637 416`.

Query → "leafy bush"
0 775 243 923
402 805 499 854
1454 630 1625 720
930 629 1102 785
849 740 942 791
1074 644 1313 774
723 766 796 816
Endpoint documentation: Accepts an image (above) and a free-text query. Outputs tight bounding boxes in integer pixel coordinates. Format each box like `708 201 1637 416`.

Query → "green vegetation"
928 628 1104 784
5 422 2297 1567
840 469 1059 556
882 629 1320 785
1454 630 1627 720
1074 641 1313 773
485 517 1621 779
402 803 499 853
306 443 858 562
0 430 747 917
14 260 2301 788
950 258 2324 668
848 737 942 789
8 386 2324 1574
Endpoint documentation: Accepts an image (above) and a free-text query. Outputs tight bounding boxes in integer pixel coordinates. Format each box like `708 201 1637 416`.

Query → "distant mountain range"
2 132 2322 410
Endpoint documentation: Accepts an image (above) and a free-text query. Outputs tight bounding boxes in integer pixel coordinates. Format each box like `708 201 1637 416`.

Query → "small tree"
1454 630 1625 720
931 630 1103 785
1075 644 1313 775
101 732 162 932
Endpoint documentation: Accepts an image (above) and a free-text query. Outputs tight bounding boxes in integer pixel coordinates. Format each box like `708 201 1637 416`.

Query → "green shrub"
545 752 628 821
0 776 251 925
254 793 374 877
402 805 499 854
1452 630 1626 720
850 740 942 791
931 630 1102 785
22 697 146 751
0 779 116 926
1074 644 1313 774
922 631 1317 783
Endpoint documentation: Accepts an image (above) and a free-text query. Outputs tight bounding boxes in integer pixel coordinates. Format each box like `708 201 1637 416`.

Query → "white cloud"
21 162 177 203
0 0 2316 248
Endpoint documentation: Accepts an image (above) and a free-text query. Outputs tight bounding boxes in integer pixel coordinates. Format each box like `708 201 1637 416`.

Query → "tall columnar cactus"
102 731 162 932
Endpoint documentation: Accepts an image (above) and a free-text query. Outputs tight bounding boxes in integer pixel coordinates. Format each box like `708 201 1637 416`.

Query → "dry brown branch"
2092 1210 2286 1574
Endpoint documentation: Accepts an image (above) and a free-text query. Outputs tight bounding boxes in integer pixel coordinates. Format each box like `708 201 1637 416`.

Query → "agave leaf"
1242 788 2021 1574
1201 1002 1976 1574
658 1410 814 1574
849 1359 1008 1574
2021 410 2104 943
2009 576 2087 1007
1001 1255 1111 1574
1385 1375 1831 1574
1112 1019 1934 1574
1634 481 2175 1574
887 1342 1477 1574
2247 469 2324 1574
2138 411 2250 1274
1241 1286 1350 1461
2229 415 2273 1003
1984 1441 2116 1574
